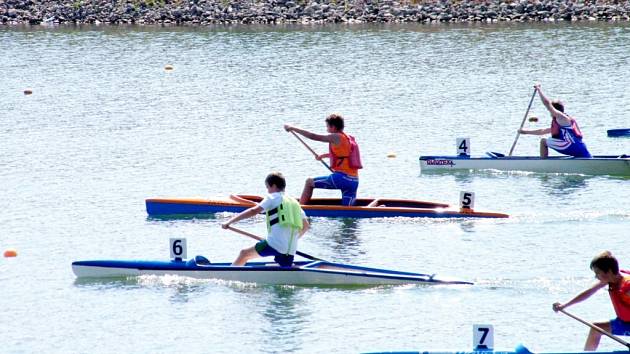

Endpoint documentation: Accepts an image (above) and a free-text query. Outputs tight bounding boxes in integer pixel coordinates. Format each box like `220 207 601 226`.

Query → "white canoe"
72 256 472 286
419 153 630 176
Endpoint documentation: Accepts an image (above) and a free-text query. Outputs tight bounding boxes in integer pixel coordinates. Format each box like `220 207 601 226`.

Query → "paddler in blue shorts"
553 251 630 350
221 172 309 267
519 84 591 158
284 114 361 206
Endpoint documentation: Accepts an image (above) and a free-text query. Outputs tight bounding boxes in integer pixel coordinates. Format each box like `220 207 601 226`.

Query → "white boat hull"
72 258 471 286
419 154 630 176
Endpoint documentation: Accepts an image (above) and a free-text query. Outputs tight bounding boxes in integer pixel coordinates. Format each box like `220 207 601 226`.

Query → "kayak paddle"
559 308 630 350
226 226 322 262
289 130 334 172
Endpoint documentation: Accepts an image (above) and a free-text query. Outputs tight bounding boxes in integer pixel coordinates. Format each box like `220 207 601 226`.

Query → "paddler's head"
551 99 565 113
325 114 345 133
265 172 286 193
590 251 620 281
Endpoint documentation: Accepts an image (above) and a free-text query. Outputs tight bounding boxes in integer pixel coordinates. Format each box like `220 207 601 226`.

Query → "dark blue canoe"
608 128 630 137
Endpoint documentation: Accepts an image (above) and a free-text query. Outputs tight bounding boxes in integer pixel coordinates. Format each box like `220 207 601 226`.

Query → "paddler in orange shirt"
284 114 361 206
553 251 630 350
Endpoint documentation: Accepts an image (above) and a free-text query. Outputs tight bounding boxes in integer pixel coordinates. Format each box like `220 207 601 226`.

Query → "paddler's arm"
316 153 331 161
298 218 310 238
221 205 264 229
284 124 340 145
519 127 551 135
553 280 607 312
535 84 572 126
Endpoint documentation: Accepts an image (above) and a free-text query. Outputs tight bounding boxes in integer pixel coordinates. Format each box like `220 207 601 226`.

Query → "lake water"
1 22 629 353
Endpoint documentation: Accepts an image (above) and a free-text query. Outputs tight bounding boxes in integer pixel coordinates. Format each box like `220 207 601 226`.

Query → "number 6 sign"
170 238 187 261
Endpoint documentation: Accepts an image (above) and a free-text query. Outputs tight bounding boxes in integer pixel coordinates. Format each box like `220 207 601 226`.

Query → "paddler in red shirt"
553 251 630 350
284 114 361 206
519 84 591 158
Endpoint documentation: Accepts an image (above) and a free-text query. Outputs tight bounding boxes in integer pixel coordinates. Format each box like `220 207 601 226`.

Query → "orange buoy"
3 249 17 257
164 64 174 71
24 89 33 95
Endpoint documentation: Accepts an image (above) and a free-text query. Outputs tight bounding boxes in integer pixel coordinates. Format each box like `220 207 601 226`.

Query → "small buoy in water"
164 64 174 71
387 152 397 158
3 249 17 257
528 116 539 122
23 89 33 95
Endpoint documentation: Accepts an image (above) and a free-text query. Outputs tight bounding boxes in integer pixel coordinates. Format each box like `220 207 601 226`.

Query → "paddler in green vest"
222 172 310 267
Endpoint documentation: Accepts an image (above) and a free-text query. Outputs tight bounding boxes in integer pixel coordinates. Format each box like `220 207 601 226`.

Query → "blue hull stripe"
363 345 629 354
145 201 503 218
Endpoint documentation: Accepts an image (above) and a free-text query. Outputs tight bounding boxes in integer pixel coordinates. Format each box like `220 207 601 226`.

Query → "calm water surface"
1 22 629 353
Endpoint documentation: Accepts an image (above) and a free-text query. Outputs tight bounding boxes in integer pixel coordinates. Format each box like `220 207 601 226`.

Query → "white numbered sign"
473 324 494 350
456 138 470 156
459 191 475 211
170 238 187 261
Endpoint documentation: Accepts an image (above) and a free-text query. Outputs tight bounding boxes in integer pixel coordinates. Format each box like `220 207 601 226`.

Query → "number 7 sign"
473 324 494 350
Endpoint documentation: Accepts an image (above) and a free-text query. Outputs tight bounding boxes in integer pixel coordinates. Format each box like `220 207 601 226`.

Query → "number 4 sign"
456 138 470 156
473 324 494 350
170 238 187 261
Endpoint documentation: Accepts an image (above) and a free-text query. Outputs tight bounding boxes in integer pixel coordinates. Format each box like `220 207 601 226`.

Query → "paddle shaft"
508 88 538 156
559 309 630 349
226 226 321 261
290 130 334 172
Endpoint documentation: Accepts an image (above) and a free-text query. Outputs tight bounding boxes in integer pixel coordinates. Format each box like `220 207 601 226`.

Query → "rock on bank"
1 0 629 25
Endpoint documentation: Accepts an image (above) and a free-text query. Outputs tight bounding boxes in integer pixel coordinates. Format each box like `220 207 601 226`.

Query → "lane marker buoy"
4 249 17 257
164 64 174 71
387 152 397 158
24 89 33 95
528 116 538 122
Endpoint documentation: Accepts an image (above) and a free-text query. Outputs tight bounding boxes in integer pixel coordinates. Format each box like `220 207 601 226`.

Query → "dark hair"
551 100 565 113
590 251 619 274
325 114 345 131
265 172 286 191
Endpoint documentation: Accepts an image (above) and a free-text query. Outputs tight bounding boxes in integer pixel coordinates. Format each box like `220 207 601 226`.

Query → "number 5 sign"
473 324 494 350
170 238 187 261
459 191 475 212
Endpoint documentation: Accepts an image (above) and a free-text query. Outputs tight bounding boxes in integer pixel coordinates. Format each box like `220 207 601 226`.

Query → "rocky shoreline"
1 0 629 25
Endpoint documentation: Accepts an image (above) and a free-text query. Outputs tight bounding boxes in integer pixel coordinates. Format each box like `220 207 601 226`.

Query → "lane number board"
457 138 470 156
473 324 494 350
459 191 475 210
170 238 187 261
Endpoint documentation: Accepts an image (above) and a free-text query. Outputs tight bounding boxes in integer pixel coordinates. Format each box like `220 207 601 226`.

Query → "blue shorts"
313 172 359 206
546 138 592 158
610 318 630 336
254 240 294 267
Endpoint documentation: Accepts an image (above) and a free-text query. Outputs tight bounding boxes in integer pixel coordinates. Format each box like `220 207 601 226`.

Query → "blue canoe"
608 129 630 137
145 194 509 219
364 344 627 354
